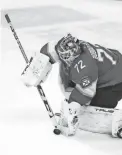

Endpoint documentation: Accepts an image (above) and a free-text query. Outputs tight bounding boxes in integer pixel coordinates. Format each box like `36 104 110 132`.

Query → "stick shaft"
5 14 29 63
5 14 58 128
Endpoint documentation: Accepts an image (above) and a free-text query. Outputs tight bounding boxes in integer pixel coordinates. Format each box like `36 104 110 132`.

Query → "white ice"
1 0 122 155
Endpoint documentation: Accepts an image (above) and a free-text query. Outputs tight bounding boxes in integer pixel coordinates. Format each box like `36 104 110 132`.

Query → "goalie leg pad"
78 106 118 134
112 109 122 138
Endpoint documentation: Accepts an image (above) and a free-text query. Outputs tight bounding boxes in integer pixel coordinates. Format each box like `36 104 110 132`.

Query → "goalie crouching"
21 34 122 138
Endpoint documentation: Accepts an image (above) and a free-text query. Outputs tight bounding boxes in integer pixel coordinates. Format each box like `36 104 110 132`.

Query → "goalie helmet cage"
5 14 60 135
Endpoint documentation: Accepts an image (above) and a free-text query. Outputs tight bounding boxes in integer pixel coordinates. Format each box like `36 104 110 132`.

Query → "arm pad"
40 42 59 64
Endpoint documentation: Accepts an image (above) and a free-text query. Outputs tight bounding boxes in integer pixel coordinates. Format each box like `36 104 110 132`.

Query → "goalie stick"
5 14 61 135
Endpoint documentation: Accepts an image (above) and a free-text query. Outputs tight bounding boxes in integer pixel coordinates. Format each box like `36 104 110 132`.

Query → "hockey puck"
53 129 61 135
117 128 122 138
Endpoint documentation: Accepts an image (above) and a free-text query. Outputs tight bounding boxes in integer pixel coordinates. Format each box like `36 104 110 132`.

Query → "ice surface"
1 1 122 155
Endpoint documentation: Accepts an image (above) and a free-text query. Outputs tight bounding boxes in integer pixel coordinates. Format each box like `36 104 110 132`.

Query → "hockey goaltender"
21 34 122 138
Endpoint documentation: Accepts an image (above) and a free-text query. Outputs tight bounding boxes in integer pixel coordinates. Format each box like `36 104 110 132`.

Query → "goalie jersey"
59 41 122 105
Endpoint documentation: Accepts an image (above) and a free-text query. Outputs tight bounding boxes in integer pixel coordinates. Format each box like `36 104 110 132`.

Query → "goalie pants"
90 82 122 108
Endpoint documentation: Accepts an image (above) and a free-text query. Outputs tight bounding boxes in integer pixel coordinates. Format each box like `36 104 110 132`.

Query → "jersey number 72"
74 60 86 73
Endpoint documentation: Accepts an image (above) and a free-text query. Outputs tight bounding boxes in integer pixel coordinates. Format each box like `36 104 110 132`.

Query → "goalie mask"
55 34 81 66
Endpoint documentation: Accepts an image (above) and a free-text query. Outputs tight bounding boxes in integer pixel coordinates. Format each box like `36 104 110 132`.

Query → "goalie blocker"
21 42 59 87
21 52 52 87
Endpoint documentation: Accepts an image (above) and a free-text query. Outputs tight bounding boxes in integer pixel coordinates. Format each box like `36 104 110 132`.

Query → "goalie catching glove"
56 99 82 136
21 51 52 87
